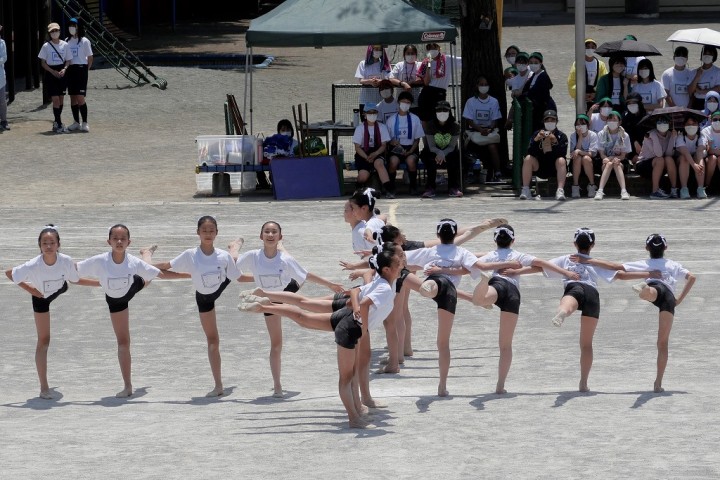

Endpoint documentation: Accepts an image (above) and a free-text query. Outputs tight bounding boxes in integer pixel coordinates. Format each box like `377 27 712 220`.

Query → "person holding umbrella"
662 47 695 108
689 45 720 110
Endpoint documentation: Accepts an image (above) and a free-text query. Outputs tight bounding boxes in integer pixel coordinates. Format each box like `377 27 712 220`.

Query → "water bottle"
338 145 345 167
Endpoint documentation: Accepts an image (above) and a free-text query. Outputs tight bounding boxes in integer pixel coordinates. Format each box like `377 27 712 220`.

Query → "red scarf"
363 121 382 152
419 53 446 79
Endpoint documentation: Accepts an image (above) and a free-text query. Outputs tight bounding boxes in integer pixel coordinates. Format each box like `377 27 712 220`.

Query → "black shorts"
396 267 411 293
635 158 656 179
31 281 69 314
195 277 231 313
355 152 384 173
330 307 363 349
66 64 89 96
426 274 457 314
402 240 425 251
388 148 418 163
489 277 521 314
44 65 67 97
648 280 676 314
332 292 350 311
529 152 563 179
105 275 146 314
263 279 300 317
562 282 600 319
417 86 446 122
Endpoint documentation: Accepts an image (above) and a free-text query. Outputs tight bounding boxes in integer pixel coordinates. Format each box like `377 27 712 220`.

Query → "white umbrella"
666 28 720 48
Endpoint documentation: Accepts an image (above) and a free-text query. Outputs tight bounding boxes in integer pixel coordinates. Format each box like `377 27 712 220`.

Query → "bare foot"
348 418 375 429
272 387 284 398
239 287 264 299
358 404 370 416
39 390 53 400
579 381 589 393
238 301 264 312
206 386 225 398
495 386 507 394
139 245 158 263
654 381 664 393
363 398 387 409
404 349 414 357
227 237 245 254
116 386 133 398
438 384 449 397
375 365 399 374
244 295 272 305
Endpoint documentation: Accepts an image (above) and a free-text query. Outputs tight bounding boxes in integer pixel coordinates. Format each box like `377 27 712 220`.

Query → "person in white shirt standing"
38 22 72 133
0 24 9 130
65 18 93 132
389 44 423 105
662 46 694 108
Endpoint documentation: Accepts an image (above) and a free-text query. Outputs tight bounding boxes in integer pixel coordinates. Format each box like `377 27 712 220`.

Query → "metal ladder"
53 0 167 90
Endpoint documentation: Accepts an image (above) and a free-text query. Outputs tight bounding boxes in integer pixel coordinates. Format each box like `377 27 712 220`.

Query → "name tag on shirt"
43 279 65 294
71 47 79 58
475 110 491 121
611 89 621 103
698 82 710 90
259 274 282 289
641 93 652 104
396 127 409 138
675 83 688 94
108 276 130 291
51 51 63 63
201 271 222 289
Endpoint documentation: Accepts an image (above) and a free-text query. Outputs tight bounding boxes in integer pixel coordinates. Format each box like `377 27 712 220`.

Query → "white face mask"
372 50 382 59
600 107 612 117
380 89 392 99
675 57 687 67
613 65 625 74
436 112 450 122
576 124 588 134
365 114 378 123
69 26 77 36
405 55 416 63
627 103 640 114
544 122 556 131
656 123 670 133
528 63 541 73
684 125 698 136
713 120 720 130
478 86 490 95
399 102 411 112
506 56 516 65
585 49 595 57
428 50 439 59
702 55 714 65
50 31 60 40
517 64 528 73
280 131 292 137
707 101 719 112
638 69 650 79
606 121 619 131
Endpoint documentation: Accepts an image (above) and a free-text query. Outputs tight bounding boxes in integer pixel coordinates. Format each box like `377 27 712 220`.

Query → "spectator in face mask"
588 97 613 133
389 44 423 105
689 45 720 110
595 56 629 111
375 79 398 124
636 116 678 199
356 45 390 105
629 59 665 113
700 90 720 130
518 109 568 201
662 46 694 108
38 22 73 133
521 52 556 132
622 92 649 164
567 38 608 112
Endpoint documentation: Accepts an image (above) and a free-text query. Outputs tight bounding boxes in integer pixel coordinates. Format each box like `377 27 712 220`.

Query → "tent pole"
250 47 254 134
244 45 250 134
450 42 462 191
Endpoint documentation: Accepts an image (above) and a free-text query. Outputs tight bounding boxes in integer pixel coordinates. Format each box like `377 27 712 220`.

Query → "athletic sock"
71 105 80 123
79 104 88 122
409 171 418 189
382 181 392 193
53 107 62 124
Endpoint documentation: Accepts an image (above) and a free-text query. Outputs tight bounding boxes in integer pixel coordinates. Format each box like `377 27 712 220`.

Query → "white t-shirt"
386 113 424 146
462 96 502 129
66 36 93 65
661 66 694 107
170 247 240 295
77 252 159 298
364 215 385 244
675 133 702 156
376 98 399 124
12 253 80 297
421 54 461 90
585 58 599 86
359 275 395 331
38 40 72 67
477 248 535 289
693 65 720 100
352 220 369 257
511 70 530 95
597 129 632 158
544 254 617 289
389 60 422 102
237 249 307 291
623 258 689 294
355 60 385 104
589 113 607 133
404 244 479 287
570 130 599 155
630 80 666 109
610 76 623 106
352 122 390 149
700 125 720 151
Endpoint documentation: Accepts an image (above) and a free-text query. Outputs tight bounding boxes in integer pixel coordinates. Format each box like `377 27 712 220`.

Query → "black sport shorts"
562 282 600 319
426 274 457 314
489 276 521 314
648 280 677 314
31 281 69 313
330 307 363 349
105 275 145 314
195 277 232 313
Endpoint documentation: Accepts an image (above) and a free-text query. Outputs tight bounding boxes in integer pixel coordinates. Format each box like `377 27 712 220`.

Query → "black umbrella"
639 106 708 129
595 39 662 57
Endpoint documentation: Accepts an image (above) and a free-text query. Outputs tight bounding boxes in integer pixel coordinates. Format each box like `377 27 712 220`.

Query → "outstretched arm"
340 259 369 271
531 258 580 281
503 265 543 276
306 272 344 293
473 259 522 271
72 278 101 287
454 218 508 246
424 266 470 276
571 254 624 271
615 270 659 281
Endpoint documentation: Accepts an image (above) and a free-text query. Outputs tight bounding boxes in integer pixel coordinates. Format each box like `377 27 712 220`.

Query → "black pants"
422 147 461 190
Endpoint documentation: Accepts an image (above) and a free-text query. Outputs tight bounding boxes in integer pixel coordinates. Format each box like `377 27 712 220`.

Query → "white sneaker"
571 185 581 198
587 184 597 198
620 189 630 200
80 122 90 132
67 122 81 131
593 189 605 200
555 188 566 201
518 187 531 200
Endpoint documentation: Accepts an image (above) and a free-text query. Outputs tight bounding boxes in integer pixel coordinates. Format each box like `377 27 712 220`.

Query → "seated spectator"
662 46 694 108
587 97 613 133
352 103 392 195
700 91 719 129
463 75 503 180
622 92 648 164
376 79 399 124
569 114 599 198
635 116 678 199
567 38 608 112
689 45 720 110
518 109 568 201
674 117 707 199
630 58 666 113
700 111 720 189
595 56 629 110
356 45 390 105
594 111 632 200
386 92 424 196
420 101 463 198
